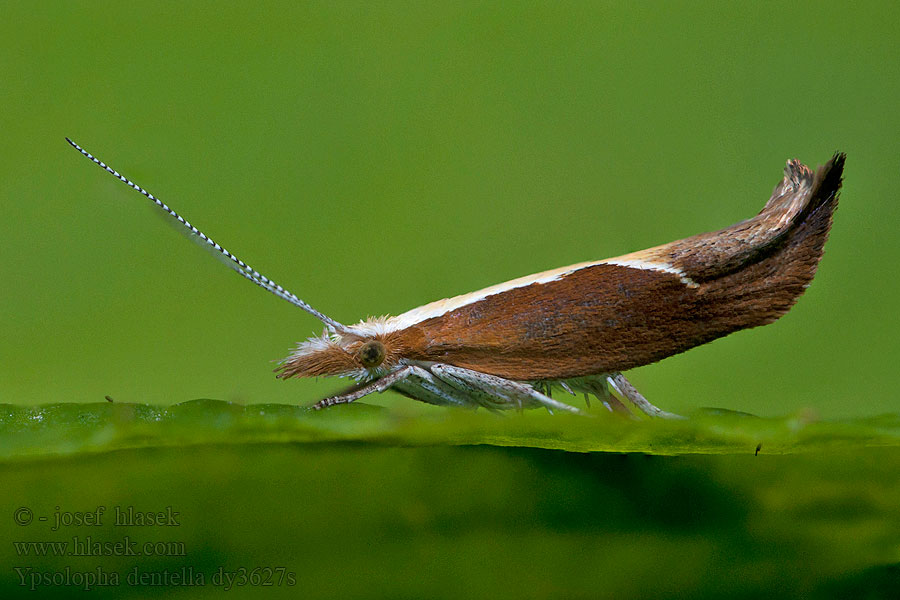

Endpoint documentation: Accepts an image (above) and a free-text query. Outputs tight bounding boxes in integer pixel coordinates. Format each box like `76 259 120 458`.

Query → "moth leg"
391 367 475 408
607 373 685 419
430 364 582 415
310 365 473 410
581 377 632 415
310 366 416 410
429 365 525 412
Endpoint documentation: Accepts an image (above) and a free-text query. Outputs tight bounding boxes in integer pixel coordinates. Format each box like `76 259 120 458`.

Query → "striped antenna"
65 137 347 333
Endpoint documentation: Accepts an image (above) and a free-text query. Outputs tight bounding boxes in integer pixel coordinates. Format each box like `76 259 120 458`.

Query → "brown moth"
67 138 844 417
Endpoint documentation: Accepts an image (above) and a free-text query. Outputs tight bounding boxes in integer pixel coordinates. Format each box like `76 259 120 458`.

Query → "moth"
67 138 844 417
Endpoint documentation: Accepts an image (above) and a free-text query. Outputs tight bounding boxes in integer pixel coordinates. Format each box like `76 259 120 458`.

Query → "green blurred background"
2 0 898 416
2 2 899 598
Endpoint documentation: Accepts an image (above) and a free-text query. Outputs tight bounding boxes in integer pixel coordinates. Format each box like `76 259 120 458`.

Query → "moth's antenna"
65 137 347 333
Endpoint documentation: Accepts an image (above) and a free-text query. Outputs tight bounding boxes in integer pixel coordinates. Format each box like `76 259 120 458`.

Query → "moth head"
275 319 397 381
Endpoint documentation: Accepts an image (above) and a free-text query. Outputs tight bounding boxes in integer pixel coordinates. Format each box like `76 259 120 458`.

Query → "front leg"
309 365 473 410
310 366 417 410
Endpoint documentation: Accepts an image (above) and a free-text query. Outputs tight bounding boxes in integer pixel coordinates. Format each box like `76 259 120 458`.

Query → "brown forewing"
393 153 843 380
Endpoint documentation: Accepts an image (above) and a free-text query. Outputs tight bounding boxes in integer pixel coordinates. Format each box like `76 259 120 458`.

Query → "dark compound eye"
357 340 386 368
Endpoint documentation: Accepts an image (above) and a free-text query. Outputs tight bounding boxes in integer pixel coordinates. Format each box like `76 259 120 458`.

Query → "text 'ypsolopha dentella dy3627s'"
67 138 844 417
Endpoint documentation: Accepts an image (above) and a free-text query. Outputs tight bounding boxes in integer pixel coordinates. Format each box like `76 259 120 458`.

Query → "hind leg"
607 373 685 419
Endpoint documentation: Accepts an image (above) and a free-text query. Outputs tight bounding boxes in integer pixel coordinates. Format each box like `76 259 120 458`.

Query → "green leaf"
2 400 899 459
2 401 899 598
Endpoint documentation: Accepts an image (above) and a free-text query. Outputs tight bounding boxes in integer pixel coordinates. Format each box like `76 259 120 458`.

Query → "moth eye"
357 340 386 368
